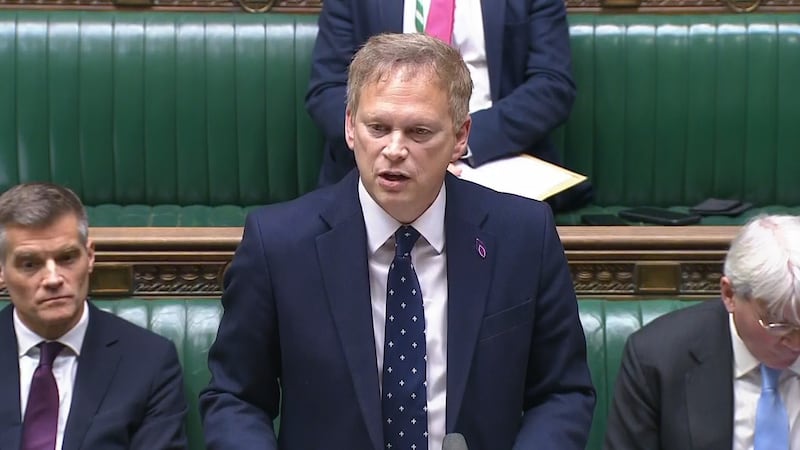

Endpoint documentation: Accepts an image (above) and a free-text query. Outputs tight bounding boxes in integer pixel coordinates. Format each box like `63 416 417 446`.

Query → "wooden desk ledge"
24 226 736 299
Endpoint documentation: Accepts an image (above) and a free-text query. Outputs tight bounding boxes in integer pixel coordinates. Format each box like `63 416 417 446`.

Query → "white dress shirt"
730 314 800 450
403 0 492 114
359 180 449 450
16 301 89 450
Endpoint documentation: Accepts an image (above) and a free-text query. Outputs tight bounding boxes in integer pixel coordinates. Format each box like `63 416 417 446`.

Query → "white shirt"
730 313 800 450
359 180 448 450
16 301 89 450
403 0 492 114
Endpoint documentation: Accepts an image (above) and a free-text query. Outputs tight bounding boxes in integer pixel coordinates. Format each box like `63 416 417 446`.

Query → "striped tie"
415 0 425 33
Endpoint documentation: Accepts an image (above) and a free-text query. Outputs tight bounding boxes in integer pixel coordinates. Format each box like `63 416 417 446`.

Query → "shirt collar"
14 300 90 358
358 178 446 255
730 313 800 378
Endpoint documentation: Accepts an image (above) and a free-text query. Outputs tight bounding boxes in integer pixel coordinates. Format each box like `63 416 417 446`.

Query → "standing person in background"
605 214 800 450
0 182 188 450
305 0 594 212
202 33 594 450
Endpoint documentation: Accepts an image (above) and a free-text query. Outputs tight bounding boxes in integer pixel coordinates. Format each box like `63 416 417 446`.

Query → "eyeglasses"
757 318 800 338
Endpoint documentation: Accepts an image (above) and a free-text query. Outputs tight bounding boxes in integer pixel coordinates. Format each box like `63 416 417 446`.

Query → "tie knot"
37 341 64 367
761 364 782 391
394 226 421 258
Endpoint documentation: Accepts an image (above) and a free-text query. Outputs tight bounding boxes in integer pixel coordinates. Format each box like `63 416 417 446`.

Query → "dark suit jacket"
604 300 734 450
305 0 578 188
0 302 188 450
200 171 595 450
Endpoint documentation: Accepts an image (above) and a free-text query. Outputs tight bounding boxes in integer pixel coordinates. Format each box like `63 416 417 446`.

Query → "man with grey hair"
0 182 188 449
605 214 800 450
202 33 594 450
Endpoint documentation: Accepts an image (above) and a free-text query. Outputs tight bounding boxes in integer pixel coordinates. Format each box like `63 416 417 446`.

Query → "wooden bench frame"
50 226 737 299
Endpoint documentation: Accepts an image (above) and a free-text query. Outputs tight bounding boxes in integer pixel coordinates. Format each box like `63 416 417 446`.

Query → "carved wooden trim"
0 226 738 299
0 0 798 12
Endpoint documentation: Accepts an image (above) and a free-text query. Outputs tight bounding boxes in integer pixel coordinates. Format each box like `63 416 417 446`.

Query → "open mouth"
381 173 408 182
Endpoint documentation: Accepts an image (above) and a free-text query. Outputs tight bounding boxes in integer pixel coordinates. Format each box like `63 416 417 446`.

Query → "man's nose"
42 260 63 287
382 132 409 160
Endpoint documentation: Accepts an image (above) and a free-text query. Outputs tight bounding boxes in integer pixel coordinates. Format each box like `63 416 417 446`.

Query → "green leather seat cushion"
555 205 800 226
82 204 800 227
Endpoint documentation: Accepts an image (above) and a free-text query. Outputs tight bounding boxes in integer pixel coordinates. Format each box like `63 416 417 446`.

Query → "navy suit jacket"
305 0 577 187
200 171 595 450
604 301 734 450
0 302 188 450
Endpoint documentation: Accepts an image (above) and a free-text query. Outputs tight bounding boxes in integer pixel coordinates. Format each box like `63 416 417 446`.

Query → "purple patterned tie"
21 341 64 450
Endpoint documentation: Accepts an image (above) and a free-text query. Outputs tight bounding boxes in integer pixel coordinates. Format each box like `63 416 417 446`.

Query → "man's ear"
721 276 736 313
451 117 472 163
86 239 96 274
344 108 356 151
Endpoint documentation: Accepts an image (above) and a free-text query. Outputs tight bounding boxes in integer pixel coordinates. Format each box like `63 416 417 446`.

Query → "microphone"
442 433 468 450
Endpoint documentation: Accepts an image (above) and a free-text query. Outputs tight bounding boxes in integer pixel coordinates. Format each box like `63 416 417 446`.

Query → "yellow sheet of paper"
455 154 587 201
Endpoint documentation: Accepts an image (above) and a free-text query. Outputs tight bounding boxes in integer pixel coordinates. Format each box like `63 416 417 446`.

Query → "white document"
454 154 587 201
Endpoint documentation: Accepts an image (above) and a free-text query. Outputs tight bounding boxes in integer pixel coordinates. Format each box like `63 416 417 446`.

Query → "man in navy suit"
201 33 594 449
0 183 187 450
605 215 800 450
305 0 593 212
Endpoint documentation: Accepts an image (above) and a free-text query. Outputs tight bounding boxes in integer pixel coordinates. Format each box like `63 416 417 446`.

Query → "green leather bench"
84 298 698 450
1 11 798 225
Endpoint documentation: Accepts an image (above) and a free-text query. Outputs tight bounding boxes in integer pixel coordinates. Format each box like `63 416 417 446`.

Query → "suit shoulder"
628 301 727 350
455 177 552 222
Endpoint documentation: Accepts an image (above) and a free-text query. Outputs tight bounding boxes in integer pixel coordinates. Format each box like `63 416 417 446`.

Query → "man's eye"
414 128 431 135
19 260 41 270
58 253 77 264
368 124 387 133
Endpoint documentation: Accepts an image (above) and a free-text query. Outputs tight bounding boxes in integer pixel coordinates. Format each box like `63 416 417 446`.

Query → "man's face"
722 277 800 369
345 71 470 223
0 214 94 340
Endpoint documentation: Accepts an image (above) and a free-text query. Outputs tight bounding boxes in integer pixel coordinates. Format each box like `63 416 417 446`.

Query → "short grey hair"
346 32 473 132
0 183 89 261
724 214 800 322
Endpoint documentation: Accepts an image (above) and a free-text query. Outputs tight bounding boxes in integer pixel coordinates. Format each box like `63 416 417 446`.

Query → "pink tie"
425 0 455 44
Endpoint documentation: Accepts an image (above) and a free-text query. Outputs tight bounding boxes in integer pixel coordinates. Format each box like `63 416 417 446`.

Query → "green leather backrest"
85 298 699 450
559 14 800 206
0 11 323 206
579 299 699 450
93 299 222 450
3 11 799 209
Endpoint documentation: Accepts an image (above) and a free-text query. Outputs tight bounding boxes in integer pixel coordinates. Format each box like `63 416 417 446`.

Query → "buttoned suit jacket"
200 171 595 450
604 300 735 450
305 0 577 188
0 302 188 450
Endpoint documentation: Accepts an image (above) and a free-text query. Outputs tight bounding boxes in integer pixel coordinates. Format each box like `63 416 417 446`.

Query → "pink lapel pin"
475 238 486 259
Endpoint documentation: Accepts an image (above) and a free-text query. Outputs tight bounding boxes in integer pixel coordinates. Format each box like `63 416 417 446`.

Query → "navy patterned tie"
382 226 428 450
21 341 64 450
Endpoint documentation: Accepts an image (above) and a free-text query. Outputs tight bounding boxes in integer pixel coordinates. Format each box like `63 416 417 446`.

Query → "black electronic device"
617 207 702 226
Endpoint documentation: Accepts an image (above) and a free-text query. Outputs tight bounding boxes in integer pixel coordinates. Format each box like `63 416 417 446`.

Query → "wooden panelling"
0 226 737 299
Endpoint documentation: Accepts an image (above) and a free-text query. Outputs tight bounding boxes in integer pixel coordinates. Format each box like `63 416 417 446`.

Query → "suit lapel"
443 177 495 430
481 0 505 100
0 306 22 450
685 304 734 450
62 304 122 450
317 173 382 450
